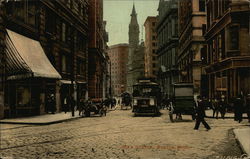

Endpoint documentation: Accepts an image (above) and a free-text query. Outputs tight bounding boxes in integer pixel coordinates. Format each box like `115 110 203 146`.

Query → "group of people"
165 94 250 131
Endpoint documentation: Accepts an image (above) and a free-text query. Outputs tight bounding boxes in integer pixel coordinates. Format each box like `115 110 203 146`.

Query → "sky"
103 0 159 46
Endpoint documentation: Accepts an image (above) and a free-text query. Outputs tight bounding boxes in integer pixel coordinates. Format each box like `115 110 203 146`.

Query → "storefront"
3 29 61 118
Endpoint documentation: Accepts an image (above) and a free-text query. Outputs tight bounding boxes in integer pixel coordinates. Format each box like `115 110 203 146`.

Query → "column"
0 2 6 119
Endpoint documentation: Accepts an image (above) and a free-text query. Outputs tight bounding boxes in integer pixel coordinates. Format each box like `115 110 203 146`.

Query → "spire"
132 3 136 15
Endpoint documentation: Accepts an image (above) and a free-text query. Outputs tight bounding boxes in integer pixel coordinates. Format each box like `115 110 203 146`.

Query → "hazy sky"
103 0 159 46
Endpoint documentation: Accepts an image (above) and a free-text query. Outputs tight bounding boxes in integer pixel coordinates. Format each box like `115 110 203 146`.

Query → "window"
152 22 156 26
229 26 239 50
77 59 85 76
199 0 205 12
27 2 36 26
45 9 56 33
61 54 71 73
61 55 67 72
61 23 66 42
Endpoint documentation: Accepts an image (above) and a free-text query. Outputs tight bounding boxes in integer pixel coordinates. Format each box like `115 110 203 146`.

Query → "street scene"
0 0 250 158
0 107 249 159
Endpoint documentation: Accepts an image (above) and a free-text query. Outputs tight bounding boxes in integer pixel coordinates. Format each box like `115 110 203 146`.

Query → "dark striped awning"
5 29 61 80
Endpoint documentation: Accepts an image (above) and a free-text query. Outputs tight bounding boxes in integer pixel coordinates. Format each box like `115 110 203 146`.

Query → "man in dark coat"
70 96 76 117
194 96 211 130
233 95 244 123
218 96 227 119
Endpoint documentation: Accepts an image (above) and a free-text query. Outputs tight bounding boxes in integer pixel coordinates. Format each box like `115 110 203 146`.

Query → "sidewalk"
205 109 248 119
205 110 250 156
0 111 82 125
234 128 250 156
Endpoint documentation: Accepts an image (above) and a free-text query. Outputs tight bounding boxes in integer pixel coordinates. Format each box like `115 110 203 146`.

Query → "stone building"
126 4 145 93
88 0 109 99
204 0 250 100
0 0 88 118
178 0 207 95
157 0 179 98
144 16 158 79
108 44 129 96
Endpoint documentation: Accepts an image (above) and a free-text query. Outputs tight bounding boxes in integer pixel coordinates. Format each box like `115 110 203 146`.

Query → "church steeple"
129 3 139 47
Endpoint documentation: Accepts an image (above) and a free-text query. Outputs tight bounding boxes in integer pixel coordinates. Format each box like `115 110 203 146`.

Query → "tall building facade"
157 0 179 98
0 0 89 119
144 16 158 78
108 44 129 96
88 0 109 99
126 4 145 93
204 0 250 100
178 0 206 95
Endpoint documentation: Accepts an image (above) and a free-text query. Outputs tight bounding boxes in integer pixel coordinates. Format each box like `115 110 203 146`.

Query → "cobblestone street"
0 108 249 159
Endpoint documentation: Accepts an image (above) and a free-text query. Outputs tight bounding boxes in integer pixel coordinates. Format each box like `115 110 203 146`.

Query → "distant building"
178 0 206 95
204 0 250 100
108 44 129 96
156 0 179 98
126 4 145 93
144 16 158 79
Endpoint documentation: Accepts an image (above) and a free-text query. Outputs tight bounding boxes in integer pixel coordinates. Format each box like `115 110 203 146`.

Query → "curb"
0 116 82 125
233 128 250 156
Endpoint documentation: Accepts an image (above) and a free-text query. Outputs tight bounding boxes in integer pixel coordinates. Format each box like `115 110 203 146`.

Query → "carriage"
81 98 107 117
170 83 196 121
121 92 132 110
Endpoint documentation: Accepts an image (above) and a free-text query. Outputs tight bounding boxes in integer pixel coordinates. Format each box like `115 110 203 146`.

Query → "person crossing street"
194 96 211 131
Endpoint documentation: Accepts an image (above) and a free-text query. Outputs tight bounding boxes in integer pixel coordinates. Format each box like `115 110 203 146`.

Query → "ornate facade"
157 0 179 98
204 0 250 100
144 16 158 79
88 0 109 99
178 0 206 95
0 0 89 118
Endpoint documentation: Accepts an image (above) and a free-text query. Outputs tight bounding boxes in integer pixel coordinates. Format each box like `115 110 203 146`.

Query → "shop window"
17 85 30 107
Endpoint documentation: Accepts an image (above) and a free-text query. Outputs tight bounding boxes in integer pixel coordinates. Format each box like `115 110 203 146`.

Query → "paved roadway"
0 107 249 159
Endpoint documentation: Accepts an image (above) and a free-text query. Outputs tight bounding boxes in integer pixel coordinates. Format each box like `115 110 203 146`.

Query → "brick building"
144 16 158 79
108 44 129 96
178 0 207 95
0 0 88 118
157 0 179 98
204 0 250 100
88 0 109 99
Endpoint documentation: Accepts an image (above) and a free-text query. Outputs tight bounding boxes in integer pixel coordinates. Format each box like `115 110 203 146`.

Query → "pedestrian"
78 98 85 116
63 95 69 113
233 94 244 123
50 94 56 114
218 96 227 119
212 98 219 119
70 95 76 117
245 94 250 123
168 98 174 122
194 96 211 131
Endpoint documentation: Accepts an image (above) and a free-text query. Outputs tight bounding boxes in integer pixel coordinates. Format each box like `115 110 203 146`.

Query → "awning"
5 29 61 80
